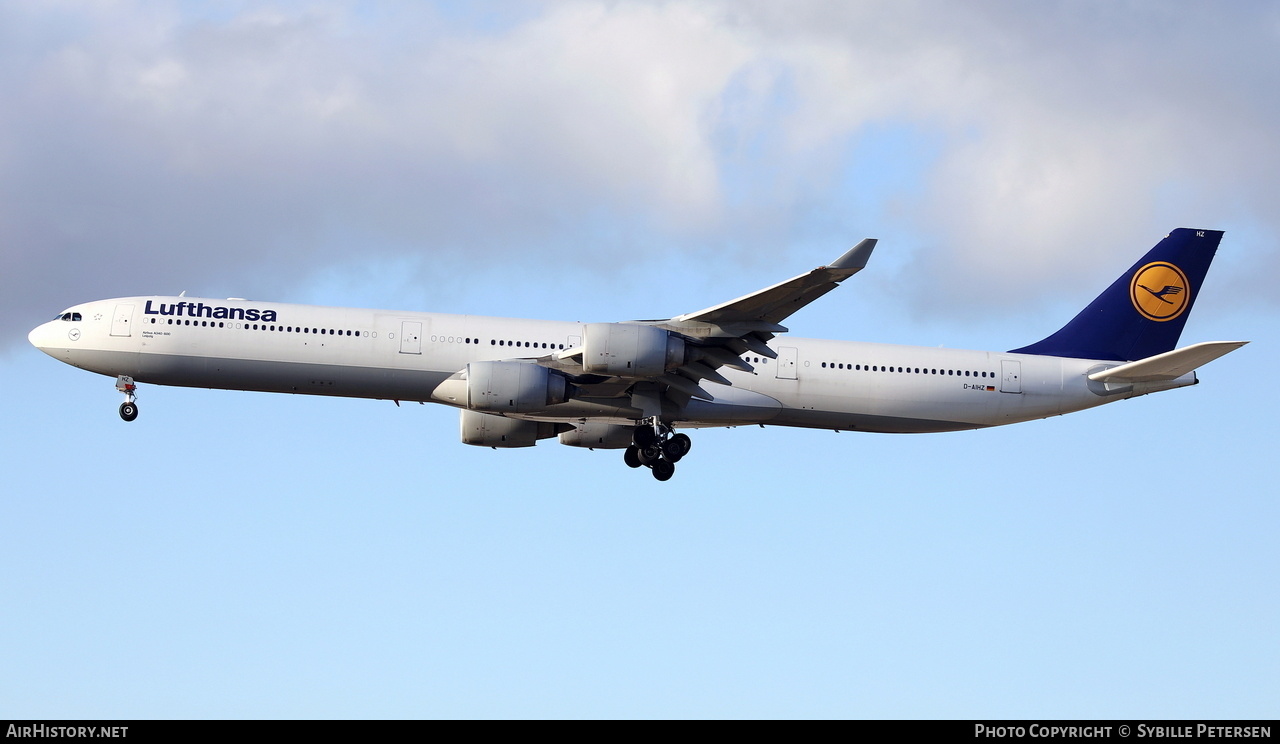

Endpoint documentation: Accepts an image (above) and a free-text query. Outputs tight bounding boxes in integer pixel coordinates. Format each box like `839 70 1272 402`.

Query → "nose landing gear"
623 420 692 481
116 375 138 422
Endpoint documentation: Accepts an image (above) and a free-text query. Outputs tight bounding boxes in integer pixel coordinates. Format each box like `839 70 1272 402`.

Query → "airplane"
29 227 1246 481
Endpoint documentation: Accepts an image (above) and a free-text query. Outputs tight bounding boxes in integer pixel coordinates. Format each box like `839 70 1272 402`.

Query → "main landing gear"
623 420 692 482
116 375 139 422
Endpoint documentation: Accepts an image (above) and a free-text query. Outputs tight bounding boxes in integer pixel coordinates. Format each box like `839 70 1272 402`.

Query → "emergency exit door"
1000 360 1022 394
776 347 798 380
110 304 134 337
400 321 422 354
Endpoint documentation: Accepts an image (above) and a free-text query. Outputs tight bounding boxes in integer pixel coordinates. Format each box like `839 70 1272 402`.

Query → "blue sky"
2 1 1277 718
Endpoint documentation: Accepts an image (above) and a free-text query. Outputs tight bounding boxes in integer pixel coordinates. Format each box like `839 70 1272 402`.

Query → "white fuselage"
28 296 1196 434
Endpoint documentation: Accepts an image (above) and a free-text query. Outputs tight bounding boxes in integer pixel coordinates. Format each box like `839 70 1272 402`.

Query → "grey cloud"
1 2 753 345
724 1 1280 318
3 1 1277 348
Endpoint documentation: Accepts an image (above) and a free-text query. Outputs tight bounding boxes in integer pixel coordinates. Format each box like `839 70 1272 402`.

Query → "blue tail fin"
1009 228 1223 361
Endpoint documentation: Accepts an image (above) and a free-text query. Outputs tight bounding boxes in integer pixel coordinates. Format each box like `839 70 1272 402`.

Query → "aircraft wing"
673 239 877 327
534 239 878 414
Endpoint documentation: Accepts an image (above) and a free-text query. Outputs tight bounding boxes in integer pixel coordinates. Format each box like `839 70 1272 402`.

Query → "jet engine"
558 422 635 449
582 323 686 377
433 360 571 413
460 410 565 448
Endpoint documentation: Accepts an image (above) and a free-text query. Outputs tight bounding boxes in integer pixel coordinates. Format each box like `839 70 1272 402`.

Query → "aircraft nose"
29 321 56 354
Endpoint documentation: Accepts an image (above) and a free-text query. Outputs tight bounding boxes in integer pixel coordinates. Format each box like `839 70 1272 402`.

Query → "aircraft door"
776 347 798 380
1000 360 1022 394
400 321 423 354
110 304 134 337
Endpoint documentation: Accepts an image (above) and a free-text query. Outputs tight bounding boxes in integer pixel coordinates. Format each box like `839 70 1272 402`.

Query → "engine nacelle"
558 422 635 449
460 410 563 448
582 323 686 377
465 360 571 413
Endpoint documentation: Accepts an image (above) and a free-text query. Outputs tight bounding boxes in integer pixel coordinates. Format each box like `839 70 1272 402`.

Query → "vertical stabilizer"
1010 228 1223 361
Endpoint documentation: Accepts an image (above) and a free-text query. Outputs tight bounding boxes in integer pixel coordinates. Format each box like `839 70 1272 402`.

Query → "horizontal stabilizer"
1087 341 1248 383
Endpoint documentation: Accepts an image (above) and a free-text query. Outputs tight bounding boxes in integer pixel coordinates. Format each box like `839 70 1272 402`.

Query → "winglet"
828 238 877 271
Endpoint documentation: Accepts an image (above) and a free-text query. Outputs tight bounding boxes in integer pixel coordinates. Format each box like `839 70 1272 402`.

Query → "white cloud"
3 0 1277 345
731 1 1280 325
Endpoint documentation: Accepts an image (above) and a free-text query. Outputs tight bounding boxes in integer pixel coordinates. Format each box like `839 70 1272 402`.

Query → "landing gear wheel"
633 425 658 448
637 442 663 466
623 446 643 469
662 433 692 462
651 459 675 481
115 376 139 422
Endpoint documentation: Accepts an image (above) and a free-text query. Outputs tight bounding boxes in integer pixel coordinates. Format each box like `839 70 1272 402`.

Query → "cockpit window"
56 312 83 321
